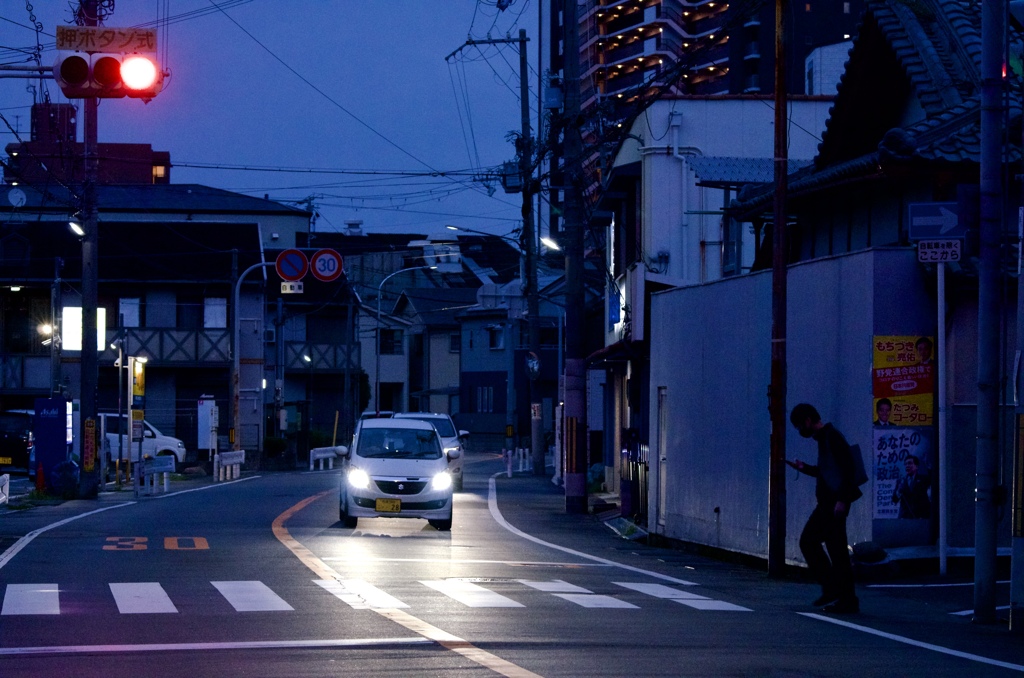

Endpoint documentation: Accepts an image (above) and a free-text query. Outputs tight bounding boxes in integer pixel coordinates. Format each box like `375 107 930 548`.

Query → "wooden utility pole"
562 0 587 513
767 0 789 577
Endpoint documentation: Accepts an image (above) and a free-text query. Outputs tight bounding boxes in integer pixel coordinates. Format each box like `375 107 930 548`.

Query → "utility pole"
974 0 1003 624
517 29 544 476
446 31 542 472
766 0 790 576
562 0 587 514
78 0 101 498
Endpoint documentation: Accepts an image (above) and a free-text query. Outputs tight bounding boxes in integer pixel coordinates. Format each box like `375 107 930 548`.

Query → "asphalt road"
0 453 1019 677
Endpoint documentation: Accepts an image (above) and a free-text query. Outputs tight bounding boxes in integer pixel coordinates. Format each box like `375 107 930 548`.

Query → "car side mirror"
458 430 470 439
144 430 155 438
446 448 462 461
336 445 350 459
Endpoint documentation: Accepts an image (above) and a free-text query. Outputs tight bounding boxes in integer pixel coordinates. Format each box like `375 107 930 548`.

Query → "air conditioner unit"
264 328 276 343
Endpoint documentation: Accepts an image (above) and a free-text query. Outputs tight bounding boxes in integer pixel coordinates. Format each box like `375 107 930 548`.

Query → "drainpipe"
667 112 702 282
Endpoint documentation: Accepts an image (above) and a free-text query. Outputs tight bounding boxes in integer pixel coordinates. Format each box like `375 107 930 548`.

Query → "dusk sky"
0 1 545 237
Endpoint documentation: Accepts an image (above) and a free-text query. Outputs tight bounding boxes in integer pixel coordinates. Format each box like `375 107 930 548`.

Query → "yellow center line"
272 491 543 678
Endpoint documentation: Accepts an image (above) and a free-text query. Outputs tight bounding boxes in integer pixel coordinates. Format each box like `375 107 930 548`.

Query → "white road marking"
212 581 294 612
322 556 607 568
110 583 178 614
552 593 638 608
674 599 752 611
1 584 60 615
614 582 708 599
517 579 591 593
614 581 752 611
420 580 524 608
949 604 1010 617
315 579 409 609
488 474 699 586
800 612 1024 672
0 636 432 656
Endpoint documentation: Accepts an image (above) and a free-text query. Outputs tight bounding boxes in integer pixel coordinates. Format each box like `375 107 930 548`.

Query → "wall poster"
872 336 935 519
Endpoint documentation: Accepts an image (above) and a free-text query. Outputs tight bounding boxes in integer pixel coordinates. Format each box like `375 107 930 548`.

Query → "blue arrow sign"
908 202 964 240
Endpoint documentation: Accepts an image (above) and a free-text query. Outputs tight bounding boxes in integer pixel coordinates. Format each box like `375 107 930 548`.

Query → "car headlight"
348 468 371 490
431 471 453 491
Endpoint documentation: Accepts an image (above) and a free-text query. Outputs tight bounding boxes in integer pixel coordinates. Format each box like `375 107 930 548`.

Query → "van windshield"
357 428 442 460
402 416 456 438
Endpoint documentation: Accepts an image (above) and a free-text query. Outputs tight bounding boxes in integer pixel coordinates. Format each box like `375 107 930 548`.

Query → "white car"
339 418 459 531
98 412 186 472
393 412 468 491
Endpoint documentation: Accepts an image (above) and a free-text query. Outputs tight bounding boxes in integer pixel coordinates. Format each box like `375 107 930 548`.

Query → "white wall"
648 250 878 561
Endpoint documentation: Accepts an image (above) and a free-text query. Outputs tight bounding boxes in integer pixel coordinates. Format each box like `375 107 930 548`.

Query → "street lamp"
375 265 436 414
447 224 544 473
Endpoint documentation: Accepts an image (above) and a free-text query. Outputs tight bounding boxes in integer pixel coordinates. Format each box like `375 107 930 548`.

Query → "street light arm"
375 264 437 414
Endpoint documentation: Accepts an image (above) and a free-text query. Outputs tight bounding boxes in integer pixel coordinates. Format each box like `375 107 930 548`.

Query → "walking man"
787 403 862 613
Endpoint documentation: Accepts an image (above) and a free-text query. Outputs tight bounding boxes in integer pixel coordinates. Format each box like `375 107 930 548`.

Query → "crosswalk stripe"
110 583 178 614
613 582 708 599
315 579 409 609
420 580 524 608
517 579 591 593
211 581 294 612
673 598 751 611
613 582 751 611
1 584 60 615
552 593 639 609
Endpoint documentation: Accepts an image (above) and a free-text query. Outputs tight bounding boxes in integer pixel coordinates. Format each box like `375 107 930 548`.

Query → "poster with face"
872 336 935 519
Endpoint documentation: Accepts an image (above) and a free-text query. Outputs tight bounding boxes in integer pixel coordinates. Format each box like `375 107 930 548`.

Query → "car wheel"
429 515 452 531
339 496 358 528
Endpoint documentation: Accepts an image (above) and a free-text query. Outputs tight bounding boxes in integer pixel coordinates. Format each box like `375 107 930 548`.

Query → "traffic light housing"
54 50 164 99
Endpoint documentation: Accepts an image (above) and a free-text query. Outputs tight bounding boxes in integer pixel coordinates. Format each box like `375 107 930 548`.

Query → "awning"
586 339 643 368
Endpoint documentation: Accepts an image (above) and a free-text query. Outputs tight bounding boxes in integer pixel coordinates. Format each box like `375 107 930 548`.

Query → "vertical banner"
872 336 935 519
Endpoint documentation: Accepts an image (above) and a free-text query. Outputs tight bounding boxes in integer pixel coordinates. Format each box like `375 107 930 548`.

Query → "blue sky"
0 1 545 236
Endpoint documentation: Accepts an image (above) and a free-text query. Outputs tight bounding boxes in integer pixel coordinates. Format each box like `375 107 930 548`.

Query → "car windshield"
0 414 30 434
403 416 456 438
357 428 442 459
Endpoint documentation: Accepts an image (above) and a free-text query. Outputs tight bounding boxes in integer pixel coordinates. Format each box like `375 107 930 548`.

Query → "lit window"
152 165 166 180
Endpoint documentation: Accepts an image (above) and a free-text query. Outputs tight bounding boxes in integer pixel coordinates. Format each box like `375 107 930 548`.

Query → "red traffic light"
53 51 163 99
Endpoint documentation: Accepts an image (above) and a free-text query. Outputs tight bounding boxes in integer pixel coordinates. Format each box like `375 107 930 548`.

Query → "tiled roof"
734 0 1020 216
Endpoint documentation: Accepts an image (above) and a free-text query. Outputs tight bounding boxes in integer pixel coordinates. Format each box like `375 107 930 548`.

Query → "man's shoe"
822 598 859 614
811 593 839 607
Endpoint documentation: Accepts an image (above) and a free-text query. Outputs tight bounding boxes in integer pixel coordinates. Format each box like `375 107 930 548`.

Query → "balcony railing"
100 328 231 366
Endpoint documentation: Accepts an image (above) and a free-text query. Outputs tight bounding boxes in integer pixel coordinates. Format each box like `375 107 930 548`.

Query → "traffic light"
53 50 163 99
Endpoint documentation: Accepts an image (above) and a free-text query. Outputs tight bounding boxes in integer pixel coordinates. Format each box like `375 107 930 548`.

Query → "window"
476 386 494 413
204 298 227 329
152 164 167 181
487 327 504 350
119 298 140 327
449 331 461 353
380 329 403 355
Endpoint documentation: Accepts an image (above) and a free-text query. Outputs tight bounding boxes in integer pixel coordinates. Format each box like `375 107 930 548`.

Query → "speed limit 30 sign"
310 249 344 282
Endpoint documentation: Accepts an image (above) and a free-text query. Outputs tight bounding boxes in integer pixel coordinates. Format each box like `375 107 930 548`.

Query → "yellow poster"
872 335 934 426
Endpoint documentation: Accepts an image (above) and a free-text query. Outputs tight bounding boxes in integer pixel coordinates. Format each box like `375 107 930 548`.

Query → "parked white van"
98 412 186 471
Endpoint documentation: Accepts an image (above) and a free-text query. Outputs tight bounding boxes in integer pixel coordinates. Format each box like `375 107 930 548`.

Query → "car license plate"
376 498 401 513
0 457 10 465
